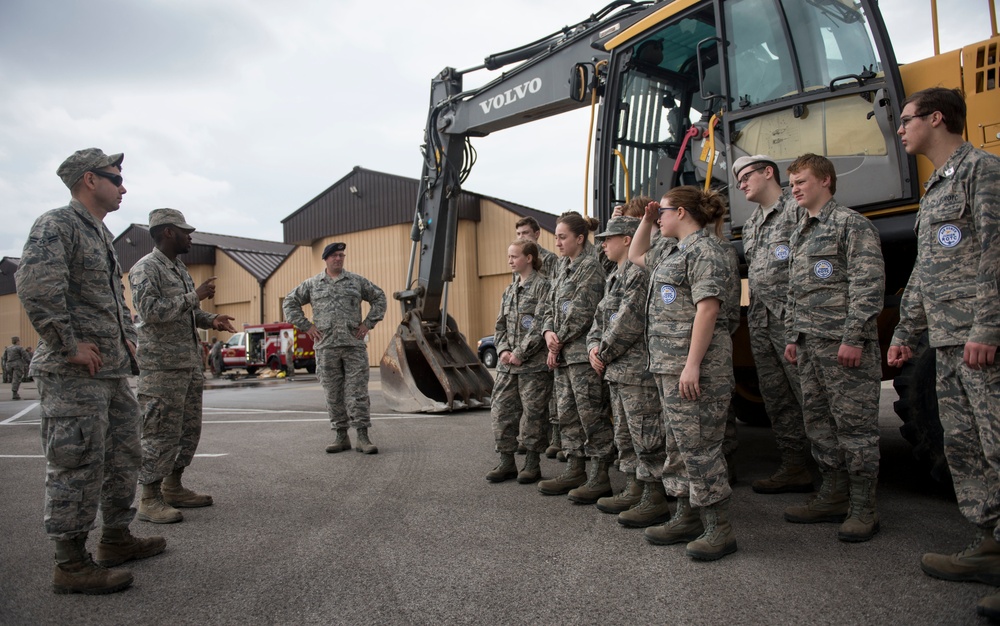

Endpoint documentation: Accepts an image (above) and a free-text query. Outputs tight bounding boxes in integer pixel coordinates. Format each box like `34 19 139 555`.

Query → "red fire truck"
228 322 316 375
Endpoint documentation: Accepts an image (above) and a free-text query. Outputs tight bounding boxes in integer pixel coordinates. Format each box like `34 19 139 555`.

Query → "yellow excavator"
380 0 999 477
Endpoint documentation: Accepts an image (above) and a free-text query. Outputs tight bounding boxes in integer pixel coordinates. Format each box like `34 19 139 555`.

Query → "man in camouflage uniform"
587 217 669 527
284 242 386 454
16 148 165 595
735 154 813 494
4 336 31 400
130 209 236 524
887 87 1000 620
782 153 885 543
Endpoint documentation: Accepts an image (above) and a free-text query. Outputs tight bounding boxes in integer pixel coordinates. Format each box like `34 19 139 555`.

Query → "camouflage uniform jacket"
893 143 1000 349
129 248 219 370
540 241 606 365
586 261 654 386
494 271 550 374
785 198 885 346
538 245 558 280
717 236 742 336
742 189 803 329
4 345 30 369
16 199 137 378
646 228 733 375
283 270 387 349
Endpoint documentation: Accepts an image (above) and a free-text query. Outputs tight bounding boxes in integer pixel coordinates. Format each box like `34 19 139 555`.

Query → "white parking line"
1 403 39 424
0 453 228 459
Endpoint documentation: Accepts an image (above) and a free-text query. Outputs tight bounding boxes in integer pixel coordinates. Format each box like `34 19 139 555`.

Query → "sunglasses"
89 170 124 187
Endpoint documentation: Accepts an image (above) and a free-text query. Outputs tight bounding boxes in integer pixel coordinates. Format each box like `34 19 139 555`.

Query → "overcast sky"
1 0 996 259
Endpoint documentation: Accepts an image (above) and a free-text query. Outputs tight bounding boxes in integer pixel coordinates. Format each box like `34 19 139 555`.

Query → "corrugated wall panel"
0 293 39 350
477 201 557 278
214 254 260 328
473 274 511 343
264 246 316 325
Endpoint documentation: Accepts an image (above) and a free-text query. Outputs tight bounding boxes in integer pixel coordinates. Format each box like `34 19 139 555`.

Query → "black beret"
322 242 347 259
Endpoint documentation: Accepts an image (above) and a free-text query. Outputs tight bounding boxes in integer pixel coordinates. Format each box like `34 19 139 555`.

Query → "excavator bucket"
380 311 494 413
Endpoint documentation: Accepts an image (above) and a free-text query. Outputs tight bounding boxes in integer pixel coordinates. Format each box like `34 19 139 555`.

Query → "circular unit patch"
774 244 790 260
520 315 534 330
660 284 677 305
609 312 619 323
814 260 834 279
560 301 571 315
937 224 962 248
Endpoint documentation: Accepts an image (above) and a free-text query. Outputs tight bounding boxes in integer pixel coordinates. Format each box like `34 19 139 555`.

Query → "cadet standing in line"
587 217 670 528
536 212 613 500
886 87 1000 620
487 239 552 484
17 148 164 595
629 186 739 561
284 243 387 454
734 154 813 494
129 209 236 524
782 154 885 543
4 337 31 400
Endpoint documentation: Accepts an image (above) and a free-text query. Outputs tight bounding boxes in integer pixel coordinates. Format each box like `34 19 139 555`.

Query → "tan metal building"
2 167 558 368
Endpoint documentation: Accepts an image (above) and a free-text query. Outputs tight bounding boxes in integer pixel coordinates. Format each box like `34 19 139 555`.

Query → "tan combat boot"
596 471 642 514
517 451 542 484
325 428 351 453
567 458 612 504
53 535 133 595
644 496 704 545
486 452 518 483
162 467 213 508
537 456 586 495
838 475 880 542
783 470 849 523
618 481 673 528
138 481 183 524
686 498 738 560
752 454 815 494
95 527 167 567
921 531 1000 585
355 428 378 454
545 425 561 459
978 589 1000 620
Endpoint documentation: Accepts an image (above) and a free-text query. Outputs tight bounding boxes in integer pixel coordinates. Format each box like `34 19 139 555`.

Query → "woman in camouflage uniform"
629 186 739 561
487 239 552 484
536 212 613 502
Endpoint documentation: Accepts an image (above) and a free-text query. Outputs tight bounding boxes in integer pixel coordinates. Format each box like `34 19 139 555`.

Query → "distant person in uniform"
284 242 387 454
17 147 164 595
782 154 885 543
734 154 813 495
208 337 224 378
283 329 296 380
4 336 30 400
887 87 1000 620
129 209 236 524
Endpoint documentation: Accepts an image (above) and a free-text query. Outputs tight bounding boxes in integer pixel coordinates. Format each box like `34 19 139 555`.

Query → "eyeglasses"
658 206 679 214
737 166 765 186
89 170 124 187
899 113 931 129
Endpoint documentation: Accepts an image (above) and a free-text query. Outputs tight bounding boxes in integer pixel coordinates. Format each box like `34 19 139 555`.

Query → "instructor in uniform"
284 243 386 454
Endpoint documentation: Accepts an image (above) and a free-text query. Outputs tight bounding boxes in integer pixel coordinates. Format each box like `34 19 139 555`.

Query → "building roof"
0 257 19 297
113 226 294 283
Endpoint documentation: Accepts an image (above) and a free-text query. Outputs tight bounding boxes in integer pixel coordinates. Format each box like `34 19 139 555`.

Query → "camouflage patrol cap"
732 154 778 180
149 208 195 231
322 242 346 259
595 216 640 240
57 148 124 189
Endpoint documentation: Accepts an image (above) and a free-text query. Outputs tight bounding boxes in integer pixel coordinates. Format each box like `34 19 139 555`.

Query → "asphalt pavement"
0 371 993 625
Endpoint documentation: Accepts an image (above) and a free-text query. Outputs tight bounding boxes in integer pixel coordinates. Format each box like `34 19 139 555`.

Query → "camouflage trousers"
491 370 551 453
555 363 614 460
317 346 370 429
934 346 1000 537
656 372 732 507
9 364 26 394
609 381 665 482
36 375 140 540
797 335 880 478
749 309 808 458
137 368 204 484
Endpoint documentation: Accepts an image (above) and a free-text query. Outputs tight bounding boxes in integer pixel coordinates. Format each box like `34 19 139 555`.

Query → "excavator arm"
380 1 654 413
